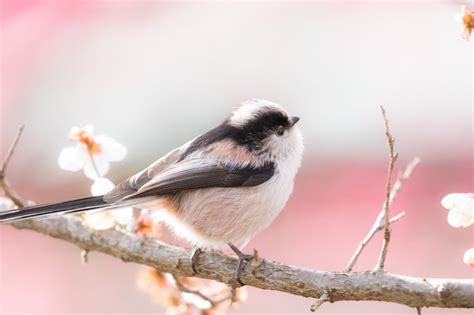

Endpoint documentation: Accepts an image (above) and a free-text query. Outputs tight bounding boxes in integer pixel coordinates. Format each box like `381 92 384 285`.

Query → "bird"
0 99 304 284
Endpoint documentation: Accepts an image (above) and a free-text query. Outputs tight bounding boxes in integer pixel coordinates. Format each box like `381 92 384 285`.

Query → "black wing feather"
137 162 274 196
0 196 106 223
104 160 275 202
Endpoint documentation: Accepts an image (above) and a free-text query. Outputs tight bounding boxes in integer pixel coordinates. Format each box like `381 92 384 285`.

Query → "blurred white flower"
464 248 474 267
91 177 115 196
57 125 134 230
455 5 474 39
441 193 474 228
110 208 136 230
0 196 16 212
137 268 182 308
182 292 212 310
87 177 135 230
58 124 127 179
82 211 116 230
81 206 135 231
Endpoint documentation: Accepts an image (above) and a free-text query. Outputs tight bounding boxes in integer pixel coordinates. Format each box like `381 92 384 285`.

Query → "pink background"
1 1 472 314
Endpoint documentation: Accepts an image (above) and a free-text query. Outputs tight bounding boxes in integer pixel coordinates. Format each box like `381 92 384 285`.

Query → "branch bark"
9 217 474 309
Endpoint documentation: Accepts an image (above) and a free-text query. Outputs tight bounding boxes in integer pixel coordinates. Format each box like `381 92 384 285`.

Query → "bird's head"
226 99 304 164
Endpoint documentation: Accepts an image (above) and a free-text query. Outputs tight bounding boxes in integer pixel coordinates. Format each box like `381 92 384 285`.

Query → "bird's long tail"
0 196 108 223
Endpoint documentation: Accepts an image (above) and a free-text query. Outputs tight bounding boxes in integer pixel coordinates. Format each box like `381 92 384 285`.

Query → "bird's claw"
228 243 256 286
190 247 203 275
235 253 254 286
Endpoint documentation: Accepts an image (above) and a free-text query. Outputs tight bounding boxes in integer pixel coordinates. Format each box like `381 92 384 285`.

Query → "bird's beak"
290 116 300 127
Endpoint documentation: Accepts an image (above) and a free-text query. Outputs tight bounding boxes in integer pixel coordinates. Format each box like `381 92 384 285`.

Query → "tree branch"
374 106 399 271
9 217 474 309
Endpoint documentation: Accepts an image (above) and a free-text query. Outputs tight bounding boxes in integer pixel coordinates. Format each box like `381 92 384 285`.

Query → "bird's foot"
190 246 203 275
228 243 256 287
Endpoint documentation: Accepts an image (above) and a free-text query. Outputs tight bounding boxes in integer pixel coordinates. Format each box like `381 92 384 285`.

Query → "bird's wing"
130 159 274 198
104 141 275 203
104 141 192 202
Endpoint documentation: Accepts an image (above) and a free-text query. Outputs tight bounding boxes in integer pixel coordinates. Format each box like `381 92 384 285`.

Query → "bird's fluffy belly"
151 172 293 248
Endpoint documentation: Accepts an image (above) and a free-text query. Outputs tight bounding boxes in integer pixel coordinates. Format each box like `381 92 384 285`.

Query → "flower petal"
82 211 115 230
95 135 127 162
83 124 94 134
447 208 473 228
91 177 115 196
110 207 135 230
182 292 212 309
69 124 94 141
442 193 474 228
0 196 16 212
455 13 466 24
83 155 110 179
447 210 464 228
464 248 474 267
58 145 87 172
68 126 82 140
441 193 466 209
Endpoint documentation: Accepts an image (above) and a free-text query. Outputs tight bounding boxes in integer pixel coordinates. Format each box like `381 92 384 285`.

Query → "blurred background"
0 1 472 314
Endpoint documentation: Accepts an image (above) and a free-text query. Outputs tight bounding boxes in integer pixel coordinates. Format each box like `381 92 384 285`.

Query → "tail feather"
0 196 108 223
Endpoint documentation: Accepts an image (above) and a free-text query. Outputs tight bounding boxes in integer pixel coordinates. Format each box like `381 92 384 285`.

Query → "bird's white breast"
159 164 295 249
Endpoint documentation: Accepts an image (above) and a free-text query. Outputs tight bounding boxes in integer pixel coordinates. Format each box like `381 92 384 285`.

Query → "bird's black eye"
276 125 285 136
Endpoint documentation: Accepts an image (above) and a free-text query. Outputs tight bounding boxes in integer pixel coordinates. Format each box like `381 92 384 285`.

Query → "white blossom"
91 177 115 196
441 193 474 228
58 124 127 179
90 177 135 230
82 211 116 230
464 248 474 267
0 196 16 212
81 206 135 232
110 208 136 231
455 5 470 22
182 292 212 310
58 125 134 230
455 5 474 39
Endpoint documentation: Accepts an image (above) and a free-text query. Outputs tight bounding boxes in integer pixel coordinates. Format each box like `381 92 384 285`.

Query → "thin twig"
345 211 406 272
1 124 25 175
310 291 329 312
0 125 26 207
374 106 398 271
388 211 406 225
172 274 222 308
389 157 421 205
416 306 422 315
230 286 237 303
81 249 89 264
344 156 419 272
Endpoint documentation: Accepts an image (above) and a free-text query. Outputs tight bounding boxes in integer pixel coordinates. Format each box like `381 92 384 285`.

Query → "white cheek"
265 127 304 164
